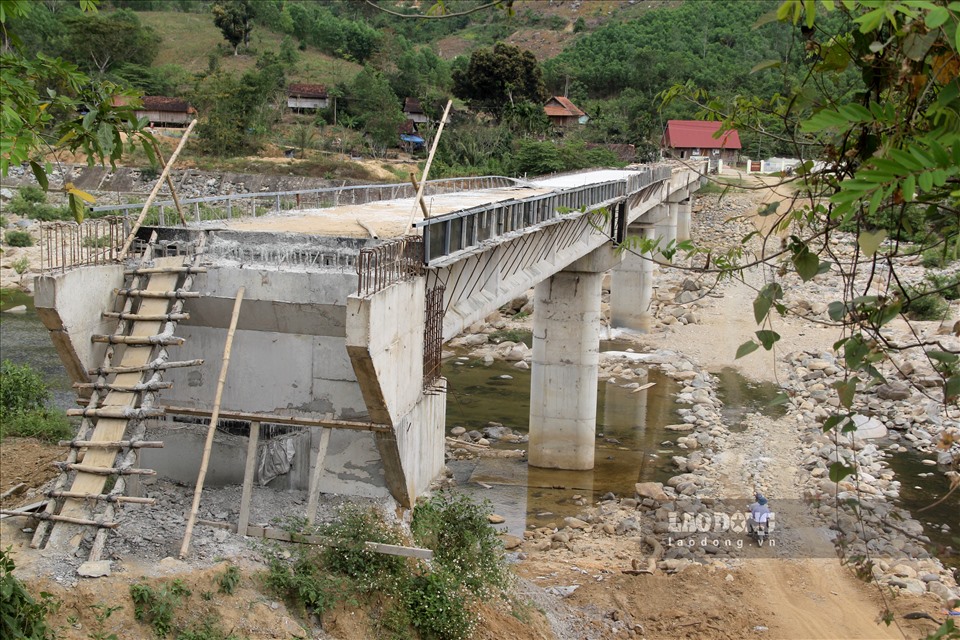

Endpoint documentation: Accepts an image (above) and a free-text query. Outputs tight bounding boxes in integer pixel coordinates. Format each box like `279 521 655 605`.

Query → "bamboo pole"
180 287 245 558
409 172 429 218
404 99 452 235
150 138 188 225
119 119 197 259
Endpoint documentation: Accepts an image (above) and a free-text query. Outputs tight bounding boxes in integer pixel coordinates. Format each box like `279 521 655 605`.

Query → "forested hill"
5 0 837 176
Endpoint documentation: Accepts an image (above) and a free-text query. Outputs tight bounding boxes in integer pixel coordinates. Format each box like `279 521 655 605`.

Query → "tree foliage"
212 0 254 56
346 66 405 153
61 8 160 74
0 0 156 222
452 42 548 118
660 0 960 411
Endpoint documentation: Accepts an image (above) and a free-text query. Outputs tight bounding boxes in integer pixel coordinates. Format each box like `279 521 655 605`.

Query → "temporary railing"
356 236 424 297
85 176 522 227
38 217 128 273
414 165 674 265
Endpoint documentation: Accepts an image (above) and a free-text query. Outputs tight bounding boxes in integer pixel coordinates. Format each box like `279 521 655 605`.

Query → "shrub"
0 548 60 640
0 408 73 443
216 564 240 595
404 570 475 640
922 247 952 268
12 257 29 274
0 360 49 415
5 230 33 247
926 272 960 301
319 505 406 593
411 491 508 596
17 185 45 204
900 285 950 321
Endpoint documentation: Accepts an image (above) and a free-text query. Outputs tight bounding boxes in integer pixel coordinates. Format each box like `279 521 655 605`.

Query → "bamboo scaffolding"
180 287 245 559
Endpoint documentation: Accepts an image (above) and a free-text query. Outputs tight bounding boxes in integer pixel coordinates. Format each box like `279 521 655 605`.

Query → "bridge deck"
208 169 646 239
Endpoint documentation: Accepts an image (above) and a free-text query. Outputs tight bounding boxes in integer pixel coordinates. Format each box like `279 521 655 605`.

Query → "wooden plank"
161 405 391 433
180 287 245 559
305 427 331 525
236 421 259 536
364 542 434 560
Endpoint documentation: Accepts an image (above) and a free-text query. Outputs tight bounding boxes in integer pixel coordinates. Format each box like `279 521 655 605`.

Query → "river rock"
876 382 911 400
635 482 670 502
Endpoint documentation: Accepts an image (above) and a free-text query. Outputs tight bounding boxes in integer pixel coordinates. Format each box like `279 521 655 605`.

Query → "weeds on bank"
128 570 246 639
0 360 73 443
0 548 60 640
263 492 508 640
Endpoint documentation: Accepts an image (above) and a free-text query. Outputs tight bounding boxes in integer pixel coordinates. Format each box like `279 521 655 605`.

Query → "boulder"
876 382 911 401
635 482 670 502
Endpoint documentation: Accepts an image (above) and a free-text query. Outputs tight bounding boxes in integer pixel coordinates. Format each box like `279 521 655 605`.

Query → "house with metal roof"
544 96 588 127
662 120 741 164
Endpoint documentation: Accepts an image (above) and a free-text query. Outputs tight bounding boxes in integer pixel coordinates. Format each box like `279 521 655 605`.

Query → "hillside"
138 11 361 85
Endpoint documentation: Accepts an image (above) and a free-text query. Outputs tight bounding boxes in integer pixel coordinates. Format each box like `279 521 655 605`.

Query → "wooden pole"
305 427 331 525
119 119 197 259
179 286 245 558
409 172 429 218
151 139 187 225
237 421 259 536
404 99 452 235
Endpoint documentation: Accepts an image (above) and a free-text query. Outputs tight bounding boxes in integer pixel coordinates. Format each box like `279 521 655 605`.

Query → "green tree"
452 42 548 119
0 0 157 222
61 8 160 75
212 0 254 55
347 66 404 154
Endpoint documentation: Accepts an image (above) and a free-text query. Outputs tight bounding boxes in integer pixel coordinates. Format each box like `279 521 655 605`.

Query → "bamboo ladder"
12 234 208 560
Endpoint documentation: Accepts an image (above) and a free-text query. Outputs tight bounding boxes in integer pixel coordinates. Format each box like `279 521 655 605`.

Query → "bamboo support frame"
236 421 260 536
102 312 190 322
117 289 201 299
405 99 452 235
119 119 196 259
91 334 185 346
66 407 165 419
1 510 118 528
73 381 173 392
124 266 207 275
180 287 245 559
88 359 204 376
305 427 331 525
161 405 391 433
53 463 156 476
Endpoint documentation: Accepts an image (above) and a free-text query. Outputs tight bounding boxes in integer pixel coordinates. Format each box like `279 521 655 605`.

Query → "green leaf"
750 60 782 73
857 229 887 256
925 6 949 28
736 340 760 359
756 330 781 350
868 187 883 215
29 161 48 191
828 301 847 321
829 462 855 483
901 174 915 202
919 171 934 192
834 378 857 408
839 103 871 122
945 375 960 401
758 200 780 217
821 414 845 433
68 193 85 224
927 350 959 364
794 248 821 282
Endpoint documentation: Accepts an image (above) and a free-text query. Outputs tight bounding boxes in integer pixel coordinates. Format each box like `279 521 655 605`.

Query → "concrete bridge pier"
677 196 693 242
529 247 620 470
610 225 656 332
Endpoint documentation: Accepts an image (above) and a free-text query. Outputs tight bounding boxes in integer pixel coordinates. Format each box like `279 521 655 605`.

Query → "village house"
403 98 429 126
661 120 741 164
287 83 329 112
111 96 196 127
544 96 588 127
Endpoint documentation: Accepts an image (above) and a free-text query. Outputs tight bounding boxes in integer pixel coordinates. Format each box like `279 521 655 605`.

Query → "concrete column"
529 269 602 470
677 198 692 242
610 226 655 332
665 201 679 259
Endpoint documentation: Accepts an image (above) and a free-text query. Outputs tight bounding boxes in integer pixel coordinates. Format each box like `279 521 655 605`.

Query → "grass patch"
698 177 748 195
1 548 60 640
900 284 950 321
139 12 360 84
0 359 72 443
488 329 532 346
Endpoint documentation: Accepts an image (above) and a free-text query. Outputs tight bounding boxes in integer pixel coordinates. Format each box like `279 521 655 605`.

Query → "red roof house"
544 96 587 127
662 120 741 162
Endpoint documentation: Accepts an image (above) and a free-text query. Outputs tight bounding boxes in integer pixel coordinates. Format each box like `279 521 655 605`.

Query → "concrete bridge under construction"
33 162 704 534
